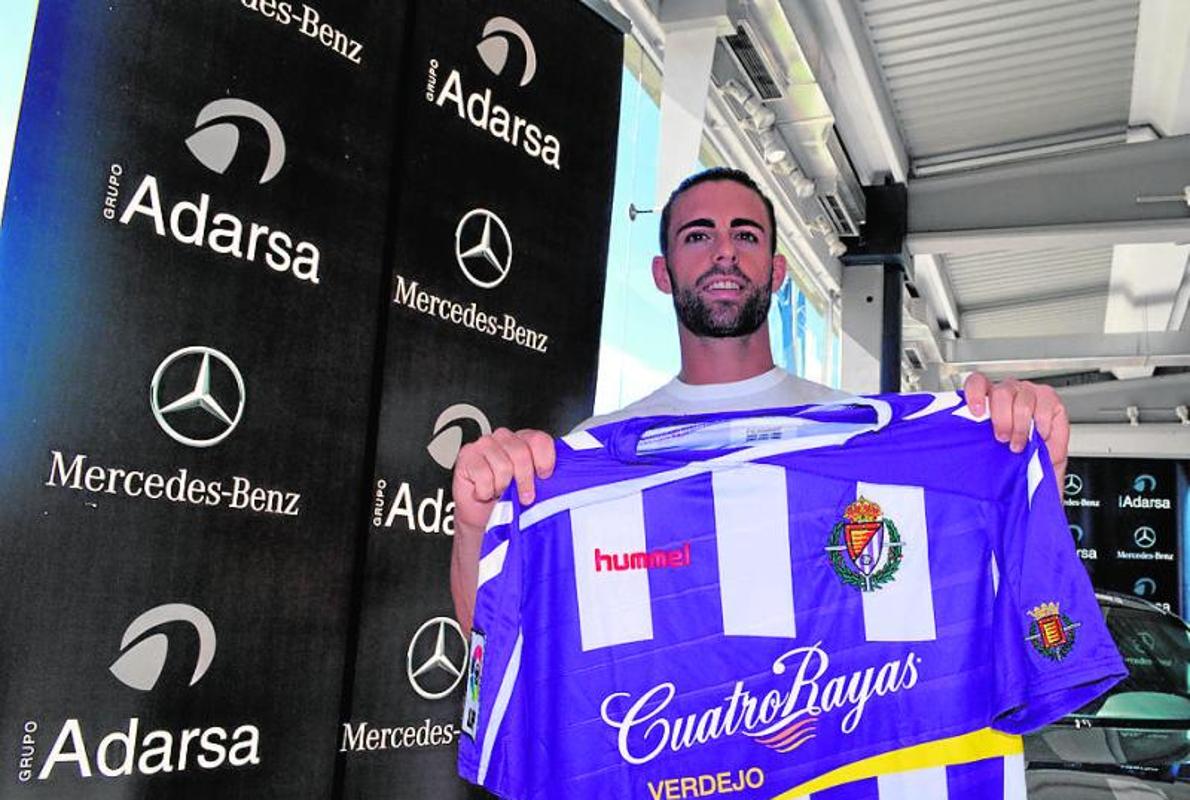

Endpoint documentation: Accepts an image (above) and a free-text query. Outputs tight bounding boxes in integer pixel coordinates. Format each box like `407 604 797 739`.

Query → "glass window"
592 38 679 415
0 0 38 227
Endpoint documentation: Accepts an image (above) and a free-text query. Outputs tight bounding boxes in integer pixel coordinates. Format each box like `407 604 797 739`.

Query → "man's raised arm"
450 428 556 636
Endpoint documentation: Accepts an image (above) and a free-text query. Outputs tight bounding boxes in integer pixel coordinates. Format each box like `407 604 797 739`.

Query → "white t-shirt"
574 367 850 431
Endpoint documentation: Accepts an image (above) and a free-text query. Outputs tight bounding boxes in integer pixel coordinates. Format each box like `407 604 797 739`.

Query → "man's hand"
450 428 556 635
963 373 1069 486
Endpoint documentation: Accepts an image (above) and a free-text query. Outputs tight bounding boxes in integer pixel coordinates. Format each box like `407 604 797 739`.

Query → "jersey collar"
605 397 894 465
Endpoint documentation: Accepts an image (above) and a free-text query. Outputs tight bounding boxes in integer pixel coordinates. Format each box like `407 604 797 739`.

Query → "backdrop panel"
0 2 405 797
1064 457 1185 615
339 1 622 797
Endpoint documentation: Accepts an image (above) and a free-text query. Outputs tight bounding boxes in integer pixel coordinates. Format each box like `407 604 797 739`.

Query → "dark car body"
1025 592 1190 798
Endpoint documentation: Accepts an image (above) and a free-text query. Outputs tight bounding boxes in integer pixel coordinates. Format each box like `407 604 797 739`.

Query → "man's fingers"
1009 385 1036 453
518 429 557 479
493 428 538 505
963 371 991 414
480 439 516 501
988 380 1018 443
1032 385 1060 441
1047 402 1071 467
455 446 497 502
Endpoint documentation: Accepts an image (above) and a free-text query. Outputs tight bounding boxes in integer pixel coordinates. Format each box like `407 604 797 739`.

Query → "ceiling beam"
906 134 1190 251
909 219 1190 256
940 330 1190 373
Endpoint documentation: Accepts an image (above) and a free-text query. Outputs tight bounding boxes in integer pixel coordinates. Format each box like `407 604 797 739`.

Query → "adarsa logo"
102 99 322 286
20 604 260 783
28 718 259 782
600 642 921 765
423 16 561 170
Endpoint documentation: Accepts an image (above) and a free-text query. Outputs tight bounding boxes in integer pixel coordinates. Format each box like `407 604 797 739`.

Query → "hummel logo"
595 543 691 572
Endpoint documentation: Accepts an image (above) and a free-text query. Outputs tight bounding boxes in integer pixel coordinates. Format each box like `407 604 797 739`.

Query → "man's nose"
714 235 738 264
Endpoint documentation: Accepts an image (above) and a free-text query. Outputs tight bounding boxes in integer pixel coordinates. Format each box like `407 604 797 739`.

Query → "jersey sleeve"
990 434 1126 733
457 496 528 794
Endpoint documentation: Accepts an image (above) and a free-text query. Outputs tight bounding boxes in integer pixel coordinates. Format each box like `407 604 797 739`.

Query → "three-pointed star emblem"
150 346 245 448
406 617 468 700
454 208 513 289
1133 526 1157 550
1063 473 1083 496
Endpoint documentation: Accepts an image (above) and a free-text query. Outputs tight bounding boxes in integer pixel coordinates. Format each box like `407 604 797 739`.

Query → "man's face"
653 180 786 339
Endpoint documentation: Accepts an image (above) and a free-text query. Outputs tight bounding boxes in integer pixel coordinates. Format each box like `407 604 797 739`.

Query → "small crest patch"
826 497 902 592
1026 602 1080 661
461 628 486 738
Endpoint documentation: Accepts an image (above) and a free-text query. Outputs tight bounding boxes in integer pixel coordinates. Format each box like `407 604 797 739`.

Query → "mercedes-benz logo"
1063 473 1083 496
150 346 245 448
1069 524 1084 543
406 617 468 700
455 209 512 289
1133 526 1157 550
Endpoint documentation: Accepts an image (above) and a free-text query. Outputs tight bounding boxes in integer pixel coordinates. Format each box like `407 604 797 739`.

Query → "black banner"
1064 457 1185 615
0 2 404 798
340 1 621 797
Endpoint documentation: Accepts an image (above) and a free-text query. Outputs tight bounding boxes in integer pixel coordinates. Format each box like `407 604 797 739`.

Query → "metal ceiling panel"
860 0 1140 162
963 294 1108 338
946 246 1112 337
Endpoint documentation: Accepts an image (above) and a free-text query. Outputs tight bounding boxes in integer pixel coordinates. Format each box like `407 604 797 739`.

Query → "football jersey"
458 393 1125 800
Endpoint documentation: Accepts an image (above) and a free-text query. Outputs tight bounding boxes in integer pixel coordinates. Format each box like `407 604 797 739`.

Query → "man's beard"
669 264 773 338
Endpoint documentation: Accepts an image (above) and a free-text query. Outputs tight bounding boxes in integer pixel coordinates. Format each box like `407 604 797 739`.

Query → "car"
1025 591 1190 798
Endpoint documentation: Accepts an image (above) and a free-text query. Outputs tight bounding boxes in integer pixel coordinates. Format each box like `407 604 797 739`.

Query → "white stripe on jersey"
713 466 797 638
477 541 509 591
857 483 937 642
571 492 654 651
478 630 523 784
1026 451 1043 507
1003 753 1026 800
952 404 990 422
562 430 603 451
991 551 1000 596
487 500 514 530
904 391 962 420
877 765 948 797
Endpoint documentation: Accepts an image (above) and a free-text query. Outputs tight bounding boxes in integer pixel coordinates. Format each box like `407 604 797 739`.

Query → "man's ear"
771 253 788 293
652 255 673 294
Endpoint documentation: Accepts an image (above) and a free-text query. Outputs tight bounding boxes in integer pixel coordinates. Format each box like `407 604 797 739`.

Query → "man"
450 167 1069 634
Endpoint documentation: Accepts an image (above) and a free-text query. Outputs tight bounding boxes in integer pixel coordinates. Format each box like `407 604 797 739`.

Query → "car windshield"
1076 604 1190 721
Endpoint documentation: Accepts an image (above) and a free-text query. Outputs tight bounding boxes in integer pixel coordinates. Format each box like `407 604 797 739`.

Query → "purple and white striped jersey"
458 393 1125 800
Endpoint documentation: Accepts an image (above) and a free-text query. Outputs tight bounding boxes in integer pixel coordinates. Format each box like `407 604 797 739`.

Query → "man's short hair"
658 167 778 259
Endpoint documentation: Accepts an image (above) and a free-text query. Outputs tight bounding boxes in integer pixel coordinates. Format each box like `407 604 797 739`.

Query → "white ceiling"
860 0 1140 161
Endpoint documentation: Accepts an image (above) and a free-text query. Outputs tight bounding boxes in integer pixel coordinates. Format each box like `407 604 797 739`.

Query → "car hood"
1026 721 1190 782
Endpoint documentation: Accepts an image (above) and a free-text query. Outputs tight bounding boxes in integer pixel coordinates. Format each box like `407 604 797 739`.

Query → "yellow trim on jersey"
770 728 1023 799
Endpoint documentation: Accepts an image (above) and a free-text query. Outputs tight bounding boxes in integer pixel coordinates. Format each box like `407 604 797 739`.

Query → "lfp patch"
461 628 486 738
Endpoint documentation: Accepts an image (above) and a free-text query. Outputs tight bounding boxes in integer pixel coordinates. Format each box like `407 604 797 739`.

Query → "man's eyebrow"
730 217 764 230
674 218 714 236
